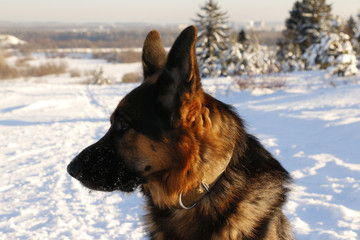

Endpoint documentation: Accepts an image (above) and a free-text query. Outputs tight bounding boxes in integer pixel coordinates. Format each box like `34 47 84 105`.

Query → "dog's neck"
176 99 238 209
143 97 239 210
176 151 233 209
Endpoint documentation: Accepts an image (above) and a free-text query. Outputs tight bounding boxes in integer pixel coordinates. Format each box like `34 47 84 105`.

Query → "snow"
303 32 358 76
0 56 360 239
0 35 26 47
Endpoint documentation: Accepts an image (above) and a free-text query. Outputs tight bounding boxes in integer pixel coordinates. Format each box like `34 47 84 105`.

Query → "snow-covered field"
0 57 360 239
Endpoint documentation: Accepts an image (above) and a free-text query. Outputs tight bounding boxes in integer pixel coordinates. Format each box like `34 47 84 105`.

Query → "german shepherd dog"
67 26 293 240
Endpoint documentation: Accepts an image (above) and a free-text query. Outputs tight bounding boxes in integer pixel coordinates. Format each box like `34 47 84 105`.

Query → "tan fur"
139 91 240 210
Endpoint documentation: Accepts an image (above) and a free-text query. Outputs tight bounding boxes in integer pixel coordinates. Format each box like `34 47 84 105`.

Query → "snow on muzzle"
67 134 143 192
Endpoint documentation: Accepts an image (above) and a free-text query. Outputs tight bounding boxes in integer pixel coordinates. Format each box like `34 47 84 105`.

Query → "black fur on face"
67 26 199 194
67 80 170 193
67 126 144 193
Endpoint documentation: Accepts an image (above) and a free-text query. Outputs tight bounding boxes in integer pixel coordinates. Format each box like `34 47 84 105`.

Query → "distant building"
232 21 285 32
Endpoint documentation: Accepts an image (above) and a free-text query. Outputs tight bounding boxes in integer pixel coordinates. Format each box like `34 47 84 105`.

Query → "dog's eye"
114 119 130 134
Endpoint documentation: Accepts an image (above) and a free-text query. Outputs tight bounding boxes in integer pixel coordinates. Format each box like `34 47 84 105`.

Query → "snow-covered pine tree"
193 0 229 78
226 31 278 76
352 14 360 68
224 41 243 76
328 15 344 34
238 29 249 46
225 29 247 75
276 39 304 72
283 0 332 52
303 32 358 76
296 0 333 52
282 1 303 48
277 0 333 72
276 1 305 71
344 16 357 40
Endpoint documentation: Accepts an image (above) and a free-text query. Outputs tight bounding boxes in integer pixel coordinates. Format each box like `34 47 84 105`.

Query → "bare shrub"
15 56 33 67
92 50 141 63
259 78 286 89
88 67 111 85
18 47 33 56
0 51 19 79
235 75 286 90
0 51 68 79
117 50 141 63
22 61 68 77
92 51 116 62
44 50 67 59
69 68 82 78
236 77 255 90
122 72 142 83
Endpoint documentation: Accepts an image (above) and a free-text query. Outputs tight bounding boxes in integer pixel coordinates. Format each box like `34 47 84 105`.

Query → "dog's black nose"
67 158 81 178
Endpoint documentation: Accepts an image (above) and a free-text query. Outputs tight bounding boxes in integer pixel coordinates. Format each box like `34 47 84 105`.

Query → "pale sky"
0 0 358 24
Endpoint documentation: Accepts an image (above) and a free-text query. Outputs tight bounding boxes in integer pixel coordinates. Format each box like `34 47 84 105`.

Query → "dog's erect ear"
142 30 167 79
156 25 201 126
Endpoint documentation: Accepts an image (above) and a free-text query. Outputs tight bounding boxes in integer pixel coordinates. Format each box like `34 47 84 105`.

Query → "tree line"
194 0 360 77
0 26 180 49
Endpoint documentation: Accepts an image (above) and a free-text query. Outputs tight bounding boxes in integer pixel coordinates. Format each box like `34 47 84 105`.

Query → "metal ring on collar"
179 192 196 210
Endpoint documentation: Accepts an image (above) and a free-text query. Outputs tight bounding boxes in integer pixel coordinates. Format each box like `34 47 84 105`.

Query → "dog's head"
67 26 234 207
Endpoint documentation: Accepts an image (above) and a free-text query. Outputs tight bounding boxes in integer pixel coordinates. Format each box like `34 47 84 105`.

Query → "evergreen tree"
277 0 333 72
352 15 360 68
276 1 304 71
276 39 304 72
329 15 344 34
193 0 229 78
303 32 358 76
225 41 244 76
283 0 333 53
299 0 332 51
283 1 303 48
226 32 279 76
344 16 357 40
225 29 248 75
238 29 249 46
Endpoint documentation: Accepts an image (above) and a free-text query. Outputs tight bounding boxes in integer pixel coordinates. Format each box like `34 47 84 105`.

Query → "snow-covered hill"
0 69 359 239
0 35 26 47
